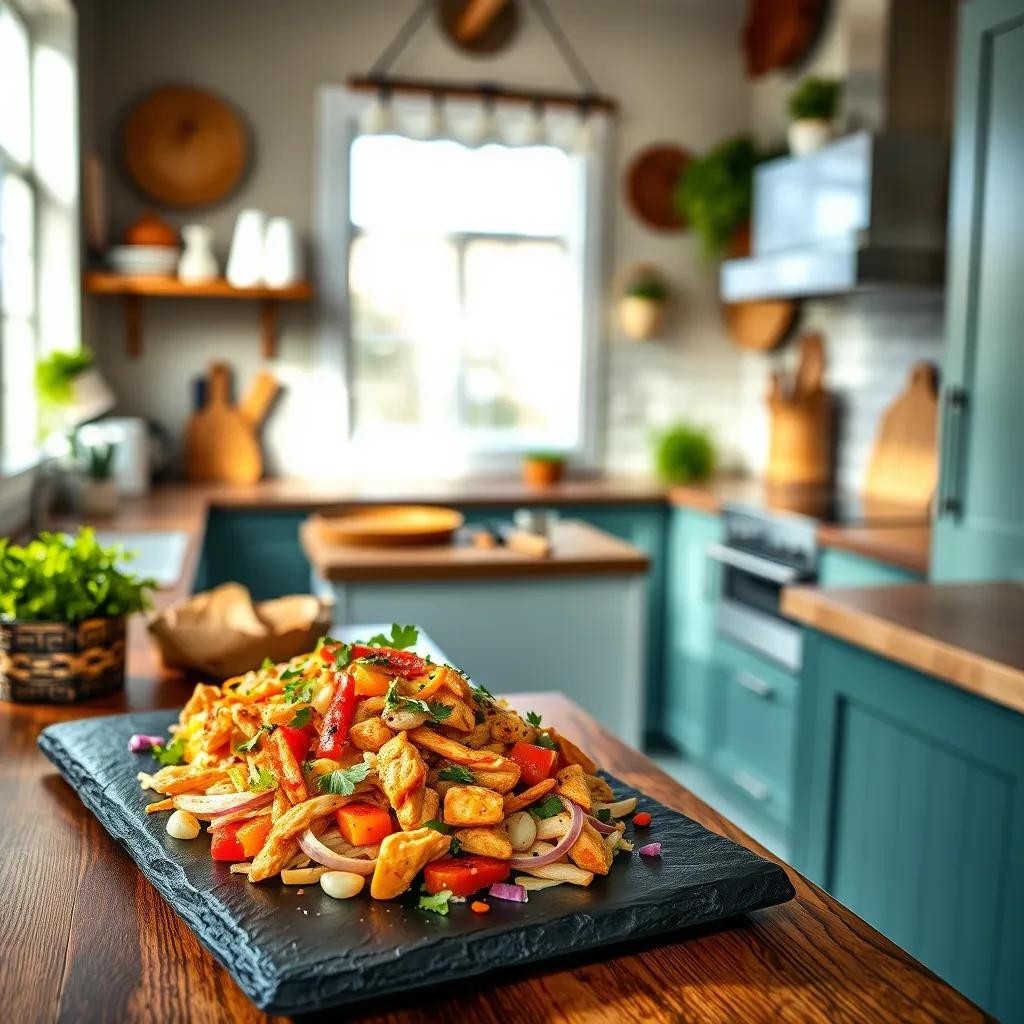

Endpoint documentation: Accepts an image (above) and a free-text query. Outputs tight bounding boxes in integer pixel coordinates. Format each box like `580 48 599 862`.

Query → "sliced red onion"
510 797 583 869
174 790 274 820
638 842 662 857
129 734 165 753
299 828 377 876
585 813 618 836
489 882 528 903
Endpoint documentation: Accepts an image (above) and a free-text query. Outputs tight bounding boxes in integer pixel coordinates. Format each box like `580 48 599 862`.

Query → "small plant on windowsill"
619 270 670 340
653 423 716 485
787 76 843 156
70 437 119 518
0 527 155 704
522 451 567 488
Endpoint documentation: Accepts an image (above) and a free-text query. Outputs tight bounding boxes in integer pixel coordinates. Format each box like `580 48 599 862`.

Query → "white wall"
79 0 762 477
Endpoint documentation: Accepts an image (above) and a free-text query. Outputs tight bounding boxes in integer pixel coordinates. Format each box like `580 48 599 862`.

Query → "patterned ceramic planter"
0 616 127 703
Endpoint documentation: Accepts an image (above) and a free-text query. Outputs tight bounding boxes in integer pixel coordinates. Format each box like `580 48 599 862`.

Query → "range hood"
721 0 955 302
721 132 949 301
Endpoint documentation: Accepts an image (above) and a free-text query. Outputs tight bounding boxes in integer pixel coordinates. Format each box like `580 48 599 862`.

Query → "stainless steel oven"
708 506 819 673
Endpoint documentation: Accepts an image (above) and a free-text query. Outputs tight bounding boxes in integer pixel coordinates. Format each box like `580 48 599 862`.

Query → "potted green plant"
0 527 155 703
521 451 566 488
72 439 119 517
673 136 760 260
787 76 843 156
35 347 114 440
620 270 670 340
653 423 716 484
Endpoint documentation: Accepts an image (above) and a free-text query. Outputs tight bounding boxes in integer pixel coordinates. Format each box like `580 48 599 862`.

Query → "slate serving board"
39 709 795 1014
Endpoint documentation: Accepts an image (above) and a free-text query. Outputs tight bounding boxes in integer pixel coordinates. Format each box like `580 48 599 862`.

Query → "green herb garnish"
438 765 475 784
423 819 451 834
235 726 271 754
289 707 312 729
283 678 314 704
366 623 418 650
260 657 274 671
597 808 612 824
534 732 557 750
280 665 305 681
151 736 186 767
317 762 371 796
418 889 453 916
384 679 452 723
249 767 277 793
526 711 543 727
449 836 463 856
532 796 565 820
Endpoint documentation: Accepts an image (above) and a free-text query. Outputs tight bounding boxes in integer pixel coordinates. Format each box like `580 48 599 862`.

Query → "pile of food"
134 625 658 914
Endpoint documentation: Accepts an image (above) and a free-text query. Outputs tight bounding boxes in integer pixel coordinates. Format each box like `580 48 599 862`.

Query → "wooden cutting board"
864 362 939 509
184 363 277 483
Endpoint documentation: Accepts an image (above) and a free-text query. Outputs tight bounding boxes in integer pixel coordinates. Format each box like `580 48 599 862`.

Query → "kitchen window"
0 0 78 475
317 91 606 475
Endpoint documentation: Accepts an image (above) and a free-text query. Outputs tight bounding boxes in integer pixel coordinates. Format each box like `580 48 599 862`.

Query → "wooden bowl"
314 506 465 548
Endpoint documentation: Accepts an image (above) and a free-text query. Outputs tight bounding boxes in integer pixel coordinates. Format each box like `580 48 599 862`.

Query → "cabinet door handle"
737 670 775 699
938 386 967 519
732 767 771 802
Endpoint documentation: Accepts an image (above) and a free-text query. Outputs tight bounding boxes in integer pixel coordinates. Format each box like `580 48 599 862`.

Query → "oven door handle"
706 542 804 585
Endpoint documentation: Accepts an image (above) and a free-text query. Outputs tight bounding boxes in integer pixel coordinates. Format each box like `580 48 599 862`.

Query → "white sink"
94 530 190 587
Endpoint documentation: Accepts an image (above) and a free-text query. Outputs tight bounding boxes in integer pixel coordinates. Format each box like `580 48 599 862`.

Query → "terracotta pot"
73 478 119 517
619 296 666 340
0 616 127 703
522 458 565 488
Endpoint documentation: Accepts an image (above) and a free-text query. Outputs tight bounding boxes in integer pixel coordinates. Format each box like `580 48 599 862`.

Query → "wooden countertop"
2 674 986 1022
301 518 649 582
784 581 1024 717
816 523 931 575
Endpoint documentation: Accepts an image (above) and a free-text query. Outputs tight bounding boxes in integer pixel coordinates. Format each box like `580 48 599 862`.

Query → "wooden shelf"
82 273 314 359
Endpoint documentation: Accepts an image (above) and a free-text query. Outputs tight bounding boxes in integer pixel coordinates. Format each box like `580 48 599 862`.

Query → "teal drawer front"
819 548 922 587
201 510 307 600
710 639 798 827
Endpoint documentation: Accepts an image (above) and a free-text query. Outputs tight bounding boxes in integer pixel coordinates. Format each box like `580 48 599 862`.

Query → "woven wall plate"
625 144 692 232
122 86 249 207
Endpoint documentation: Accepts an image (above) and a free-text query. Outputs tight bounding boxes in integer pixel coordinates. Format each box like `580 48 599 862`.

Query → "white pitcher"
178 224 219 283
226 209 266 288
262 217 303 288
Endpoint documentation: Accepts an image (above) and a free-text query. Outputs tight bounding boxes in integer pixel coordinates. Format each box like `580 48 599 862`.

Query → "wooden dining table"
1 622 988 1023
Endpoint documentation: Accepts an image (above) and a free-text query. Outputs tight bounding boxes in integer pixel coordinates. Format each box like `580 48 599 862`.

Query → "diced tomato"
335 801 394 847
315 671 357 759
633 811 652 827
278 724 313 764
236 816 273 858
508 741 558 788
351 662 392 697
350 645 427 678
423 855 511 897
210 820 247 862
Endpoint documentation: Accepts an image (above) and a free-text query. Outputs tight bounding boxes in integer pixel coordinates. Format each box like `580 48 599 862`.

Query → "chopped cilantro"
289 706 312 729
249 767 277 793
449 836 463 856
317 762 371 796
597 808 612 824
438 765 475 784
235 726 271 754
366 623 418 650
151 736 186 766
280 665 305 681
260 657 274 671
526 710 543 727
384 679 452 723
532 795 565 820
283 678 314 704
330 642 352 666
418 889 452 916
357 654 394 667
423 819 451 834
301 758 315 775
469 681 493 704
534 732 557 750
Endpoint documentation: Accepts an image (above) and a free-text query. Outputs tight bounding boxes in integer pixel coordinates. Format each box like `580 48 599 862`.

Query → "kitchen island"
1 627 989 1022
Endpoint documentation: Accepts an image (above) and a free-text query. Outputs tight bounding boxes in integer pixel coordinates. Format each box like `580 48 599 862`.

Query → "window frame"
315 87 609 476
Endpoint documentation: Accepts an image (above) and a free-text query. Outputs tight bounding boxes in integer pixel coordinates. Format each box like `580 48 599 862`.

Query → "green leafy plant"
788 76 842 121
523 451 565 464
653 423 716 484
35 348 94 407
673 136 760 259
83 442 117 481
0 527 156 623
626 276 669 303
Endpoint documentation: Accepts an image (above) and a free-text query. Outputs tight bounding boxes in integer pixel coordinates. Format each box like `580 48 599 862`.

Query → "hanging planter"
618 266 670 341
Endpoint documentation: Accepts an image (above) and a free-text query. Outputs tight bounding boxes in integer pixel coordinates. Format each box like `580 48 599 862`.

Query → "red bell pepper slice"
508 741 559 788
315 671 357 759
210 819 247 862
423 856 511 897
278 724 314 764
350 645 427 678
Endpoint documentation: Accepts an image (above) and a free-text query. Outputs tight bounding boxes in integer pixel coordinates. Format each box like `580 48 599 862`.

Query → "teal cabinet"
664 507 722 756
933 0 1024 581
794 632 1024 1020
818 548 922 587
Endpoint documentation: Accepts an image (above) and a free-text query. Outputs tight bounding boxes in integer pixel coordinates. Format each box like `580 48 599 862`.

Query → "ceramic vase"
262 217 303 288
788 119 834 156
619 296 666 340
226 209 266 288
178 224 219 283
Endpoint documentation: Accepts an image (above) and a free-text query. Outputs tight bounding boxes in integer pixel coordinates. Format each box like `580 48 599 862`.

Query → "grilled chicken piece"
401 786 440 831
370 826 451 899
454 824 513 859
432 694 476 732
555 764 592 811
569 820 613 875
270 729 308 804
550 728 597 774
459 720 492 749
196 705 234 755
179 683 220 725
249 794 352 881
150 765 228 796
376 732 429 829
471 763 521 794
230 704 263 740
353 695 387 724
489 711 534 745
443 784 505 827
349 717 395 753
502 778 557 815
585 774 614 802
408 727 516 774
408 665 470 703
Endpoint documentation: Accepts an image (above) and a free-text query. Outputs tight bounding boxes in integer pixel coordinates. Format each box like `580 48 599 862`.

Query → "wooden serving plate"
314 506 465 547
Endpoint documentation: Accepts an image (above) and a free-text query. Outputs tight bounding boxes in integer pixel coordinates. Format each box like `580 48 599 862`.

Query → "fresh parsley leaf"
384 679 451 723
249 767 277 793
317 762 371 796
427 702 452 722
449 836 463 856
367 623 418 650
418 889 452 916
469 681 493 704
315 635 337 653
280 665 305 681
152 736 186 766
329 642 352 666
526 710 543 727
423 819 451 834
424 653 433 665
597 808 612 824
438 765 475 784
358 654 393 667
532 795 565 820
283 678 314 704
235 727 270 754
534 732 557 750
260 657 274 671
289 706 312 729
